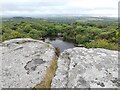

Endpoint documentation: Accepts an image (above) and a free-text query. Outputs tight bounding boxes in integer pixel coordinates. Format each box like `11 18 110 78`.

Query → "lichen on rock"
51 47 119 88
0 38 55 88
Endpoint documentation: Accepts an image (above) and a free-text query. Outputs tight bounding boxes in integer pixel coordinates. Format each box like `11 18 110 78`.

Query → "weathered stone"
0 38 55 88
51 47 119 88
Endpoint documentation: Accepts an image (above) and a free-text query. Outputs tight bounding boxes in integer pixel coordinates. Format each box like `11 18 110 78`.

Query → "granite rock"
51 47 119 88
0 38 55 88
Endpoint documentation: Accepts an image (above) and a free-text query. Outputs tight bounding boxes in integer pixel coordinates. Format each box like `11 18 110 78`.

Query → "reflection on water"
44 37 75 53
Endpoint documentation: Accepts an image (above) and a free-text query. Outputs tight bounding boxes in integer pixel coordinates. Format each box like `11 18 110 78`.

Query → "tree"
10 31 22 38
23 25 32 33
76 34 89 44
28 29 42 39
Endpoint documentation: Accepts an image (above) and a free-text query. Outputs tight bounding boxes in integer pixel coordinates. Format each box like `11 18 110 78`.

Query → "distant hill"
2 17 43 22
2 16 118 24
44 16 118 24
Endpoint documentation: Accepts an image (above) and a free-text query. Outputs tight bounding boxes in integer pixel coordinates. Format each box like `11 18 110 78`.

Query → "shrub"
76 34 89 44
28 29 42 39
85 39 118 51
10 31 23 39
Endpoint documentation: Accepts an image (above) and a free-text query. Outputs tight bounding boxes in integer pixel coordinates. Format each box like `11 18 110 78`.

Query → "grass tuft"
33 48 60 89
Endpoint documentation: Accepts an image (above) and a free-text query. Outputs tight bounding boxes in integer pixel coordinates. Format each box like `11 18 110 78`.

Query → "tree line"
1 19 119 51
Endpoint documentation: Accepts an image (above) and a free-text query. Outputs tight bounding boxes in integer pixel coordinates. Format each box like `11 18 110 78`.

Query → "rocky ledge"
51 47 119 88
0 38 55 88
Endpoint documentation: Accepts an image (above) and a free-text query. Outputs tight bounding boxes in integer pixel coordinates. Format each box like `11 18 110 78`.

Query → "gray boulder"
51 47 119 88
0 38 55 88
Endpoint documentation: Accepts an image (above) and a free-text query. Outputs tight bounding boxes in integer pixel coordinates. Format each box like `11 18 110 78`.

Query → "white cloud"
67 0 118 9
0 0 119 17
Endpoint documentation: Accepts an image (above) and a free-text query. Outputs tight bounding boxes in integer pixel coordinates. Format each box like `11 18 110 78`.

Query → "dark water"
44 37 75 53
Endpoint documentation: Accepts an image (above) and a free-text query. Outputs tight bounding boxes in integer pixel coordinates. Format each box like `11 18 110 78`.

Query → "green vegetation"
85 39 118 50
1 17 119 51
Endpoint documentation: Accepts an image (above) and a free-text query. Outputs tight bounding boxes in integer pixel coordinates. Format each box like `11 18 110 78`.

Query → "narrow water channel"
44 37 75 53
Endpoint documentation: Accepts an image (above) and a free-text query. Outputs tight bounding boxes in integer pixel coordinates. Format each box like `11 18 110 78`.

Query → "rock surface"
0 38 55 88
51 47 119 88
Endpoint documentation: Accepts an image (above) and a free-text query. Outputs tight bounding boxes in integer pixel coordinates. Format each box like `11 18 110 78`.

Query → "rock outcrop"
51 47 119 88
0 38 55 88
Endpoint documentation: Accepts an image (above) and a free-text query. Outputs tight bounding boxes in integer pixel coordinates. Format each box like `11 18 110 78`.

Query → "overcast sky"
0 0 119 17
